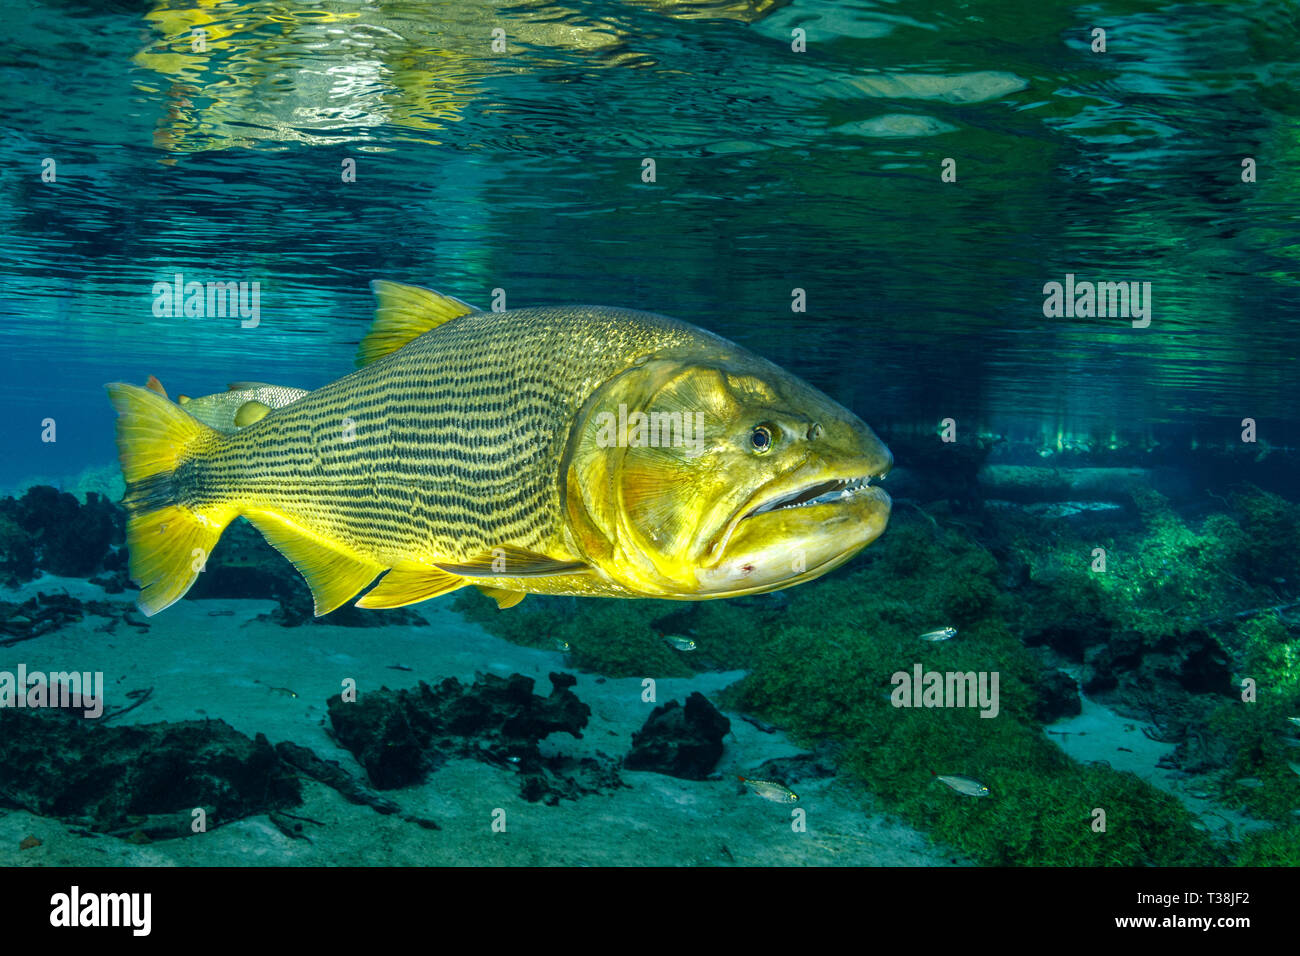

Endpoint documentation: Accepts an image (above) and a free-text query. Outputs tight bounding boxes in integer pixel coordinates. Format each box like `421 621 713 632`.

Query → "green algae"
1236 824 1300 866
459 484 1300 865
1207 612 1300 824
717 515 1219 865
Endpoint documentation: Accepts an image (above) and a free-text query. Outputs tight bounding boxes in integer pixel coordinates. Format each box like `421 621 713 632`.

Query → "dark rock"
624 691 730 780
1034 669 1082 723
1165 629 1233 694
1081 630 1144 692
0 709 300 838
1084 628 1231 698
1026 624 1103 661
7 487 123 578
517 755 624 805
88 570 127 594
0 514 37 586
326 672 607 803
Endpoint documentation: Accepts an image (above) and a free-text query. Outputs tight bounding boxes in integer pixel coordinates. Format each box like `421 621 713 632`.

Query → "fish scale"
107 282 892 617
185 306 704 562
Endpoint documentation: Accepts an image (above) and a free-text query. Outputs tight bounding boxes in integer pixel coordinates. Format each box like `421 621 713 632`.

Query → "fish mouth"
740 475 883 520
706 469 891 565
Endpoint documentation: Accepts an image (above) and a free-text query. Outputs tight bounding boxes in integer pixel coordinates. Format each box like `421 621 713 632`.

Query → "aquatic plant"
454 591 697 678
0 514 36 586
467 509 1222 865
1204 612 1300 824
714 515 1219 865
1235 824 1300 866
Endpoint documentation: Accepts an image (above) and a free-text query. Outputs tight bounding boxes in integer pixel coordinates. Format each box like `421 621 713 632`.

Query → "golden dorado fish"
177 382 309 434
106 281 893 617
145 377 307 433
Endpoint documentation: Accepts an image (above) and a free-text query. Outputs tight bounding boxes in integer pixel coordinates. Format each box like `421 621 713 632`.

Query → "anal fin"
356 565 467 609
244 511 383 616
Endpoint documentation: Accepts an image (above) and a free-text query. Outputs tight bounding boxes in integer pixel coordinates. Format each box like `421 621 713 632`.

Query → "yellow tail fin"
105 383 236 616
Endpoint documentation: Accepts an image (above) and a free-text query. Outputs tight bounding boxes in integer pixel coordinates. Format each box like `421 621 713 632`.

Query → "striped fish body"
108 282 894 617
201 306 707 571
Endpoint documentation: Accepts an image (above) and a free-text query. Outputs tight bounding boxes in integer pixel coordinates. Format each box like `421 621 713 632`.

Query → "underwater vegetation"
0 707 302 841
2 475 1297 864
462 479 1300 866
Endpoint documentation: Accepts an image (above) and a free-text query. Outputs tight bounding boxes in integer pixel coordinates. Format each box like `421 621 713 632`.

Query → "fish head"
564 350 892 597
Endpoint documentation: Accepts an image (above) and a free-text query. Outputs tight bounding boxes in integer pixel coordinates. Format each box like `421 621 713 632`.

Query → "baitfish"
738 775 799 804
147 377 307 433
106 281 892 617
177 382 309 434
933 772 991 797
919 626 957 642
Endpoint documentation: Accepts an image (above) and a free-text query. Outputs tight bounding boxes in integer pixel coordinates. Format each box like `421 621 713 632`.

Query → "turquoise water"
3 0 1298 485
1 0 1299 870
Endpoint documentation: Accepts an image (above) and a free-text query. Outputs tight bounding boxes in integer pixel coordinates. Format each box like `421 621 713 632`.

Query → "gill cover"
563 356 757 594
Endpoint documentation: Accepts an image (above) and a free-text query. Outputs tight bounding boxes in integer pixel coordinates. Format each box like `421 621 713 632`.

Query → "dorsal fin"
227 381 272 390
355 280 478 367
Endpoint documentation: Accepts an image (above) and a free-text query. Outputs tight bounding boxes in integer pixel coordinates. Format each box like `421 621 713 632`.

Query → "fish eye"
750 424 774 453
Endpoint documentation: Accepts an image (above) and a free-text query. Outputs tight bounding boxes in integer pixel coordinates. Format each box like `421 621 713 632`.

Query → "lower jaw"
696 535 881 597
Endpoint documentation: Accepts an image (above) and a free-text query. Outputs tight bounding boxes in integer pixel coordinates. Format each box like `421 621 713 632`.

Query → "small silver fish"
554 639 571 653
934 773 990 797
1234 777 1264 789
738 775 798 804
664 634 697 652
919 627 957 642
267 686 298 699
1287 717 1300 727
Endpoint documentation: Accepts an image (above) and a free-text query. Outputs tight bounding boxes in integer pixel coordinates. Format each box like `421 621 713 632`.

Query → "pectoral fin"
355 565 467 609
434 546 588 578
233 400 272 427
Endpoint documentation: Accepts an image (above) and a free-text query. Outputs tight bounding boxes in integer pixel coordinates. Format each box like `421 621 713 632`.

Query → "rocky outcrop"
624 692 730 780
